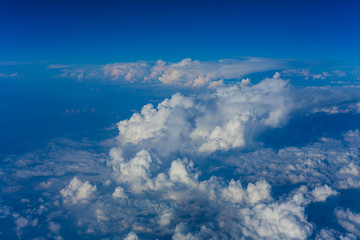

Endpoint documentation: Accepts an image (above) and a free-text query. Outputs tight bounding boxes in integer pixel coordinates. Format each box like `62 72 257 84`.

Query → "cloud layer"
51 57 286 87
2 76 360 239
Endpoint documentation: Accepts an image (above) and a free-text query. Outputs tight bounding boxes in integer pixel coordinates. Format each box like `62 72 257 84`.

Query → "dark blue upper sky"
1 0 360 64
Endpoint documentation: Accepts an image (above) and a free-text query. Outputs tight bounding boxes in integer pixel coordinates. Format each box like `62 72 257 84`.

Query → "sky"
2 1 360 240
1 0 360 64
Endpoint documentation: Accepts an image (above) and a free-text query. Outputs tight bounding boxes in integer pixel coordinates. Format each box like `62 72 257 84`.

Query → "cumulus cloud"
117 78 296 154
112 186 128 199
51 57 286 88
335 208 360 237
144 57 285 87
117 77 360 156
60 177 97 204
311 185 338 202
104 147 316 239
103 61 151 82
124 231 139 240
3 73 360 239
315 228 357 240
108 149 156 193
239 199 312 239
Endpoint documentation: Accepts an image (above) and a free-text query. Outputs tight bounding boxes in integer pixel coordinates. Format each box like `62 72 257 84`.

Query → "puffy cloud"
239 200 312 239
147 57 285 87
108 149 156 193
48 221 61 234
339 163 360 176
60 177 97 204
117 78 295 154
105 147 316 239
311 185 338 202
112 186 128 199
315 228 357 240
3 73 360 239
117 77 360 156
335 208 360 237
13 214 29 238
224 134 360 191
117 93 193 145
51 57 286 88
123 231 139 240
103 61 151 82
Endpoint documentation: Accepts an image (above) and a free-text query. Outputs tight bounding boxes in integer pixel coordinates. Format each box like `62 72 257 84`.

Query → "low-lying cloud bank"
49 57 286 87
2 77 360 239
48 57 360 88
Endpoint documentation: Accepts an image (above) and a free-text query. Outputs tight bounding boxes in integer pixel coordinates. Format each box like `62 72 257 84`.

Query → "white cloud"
311 185 338 202
117 78 295 154
105 147 316 239
112 186 128 199
146 57 285 87
4 72 360 239
239 200 313 239
48 221 61 234
0 72 18 78
335 208 360 237
103 61 151 82
123 231 139 240
117 93 193 145
315 228 357 240
14 215 29 238
60 177 97 204
51 57 286 88
339 163 360 176
281 69 330 80
108 149 157 193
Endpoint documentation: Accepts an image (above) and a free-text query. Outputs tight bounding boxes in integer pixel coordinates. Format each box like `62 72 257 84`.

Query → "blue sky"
3 1 360 240
1 0 360 64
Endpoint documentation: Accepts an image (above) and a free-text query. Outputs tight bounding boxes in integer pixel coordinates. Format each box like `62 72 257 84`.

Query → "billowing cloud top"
117 78 293 154
2 71 360 239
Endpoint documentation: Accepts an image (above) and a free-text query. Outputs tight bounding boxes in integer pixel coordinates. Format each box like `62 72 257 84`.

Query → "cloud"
311 185 338 202
103 61 152 82
3 74 360 239
315 228 357 240
112 186 128 199
281 69 330 80
145 57 285 87
0 72 18 78
51 57 286 88
335 208 360 237
48 221 61 234
104 147 316 239
116 77 360 156
124 231 139 240
60 177 97 204
117 78 295 154
239 198 313 239
117 93 193 145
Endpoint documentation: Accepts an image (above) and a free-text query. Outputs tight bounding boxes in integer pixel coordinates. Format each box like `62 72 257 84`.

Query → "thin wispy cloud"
0 72 18 78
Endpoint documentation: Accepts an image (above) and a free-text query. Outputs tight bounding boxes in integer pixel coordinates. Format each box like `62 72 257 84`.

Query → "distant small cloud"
282 69 331 80
0 72 18 78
